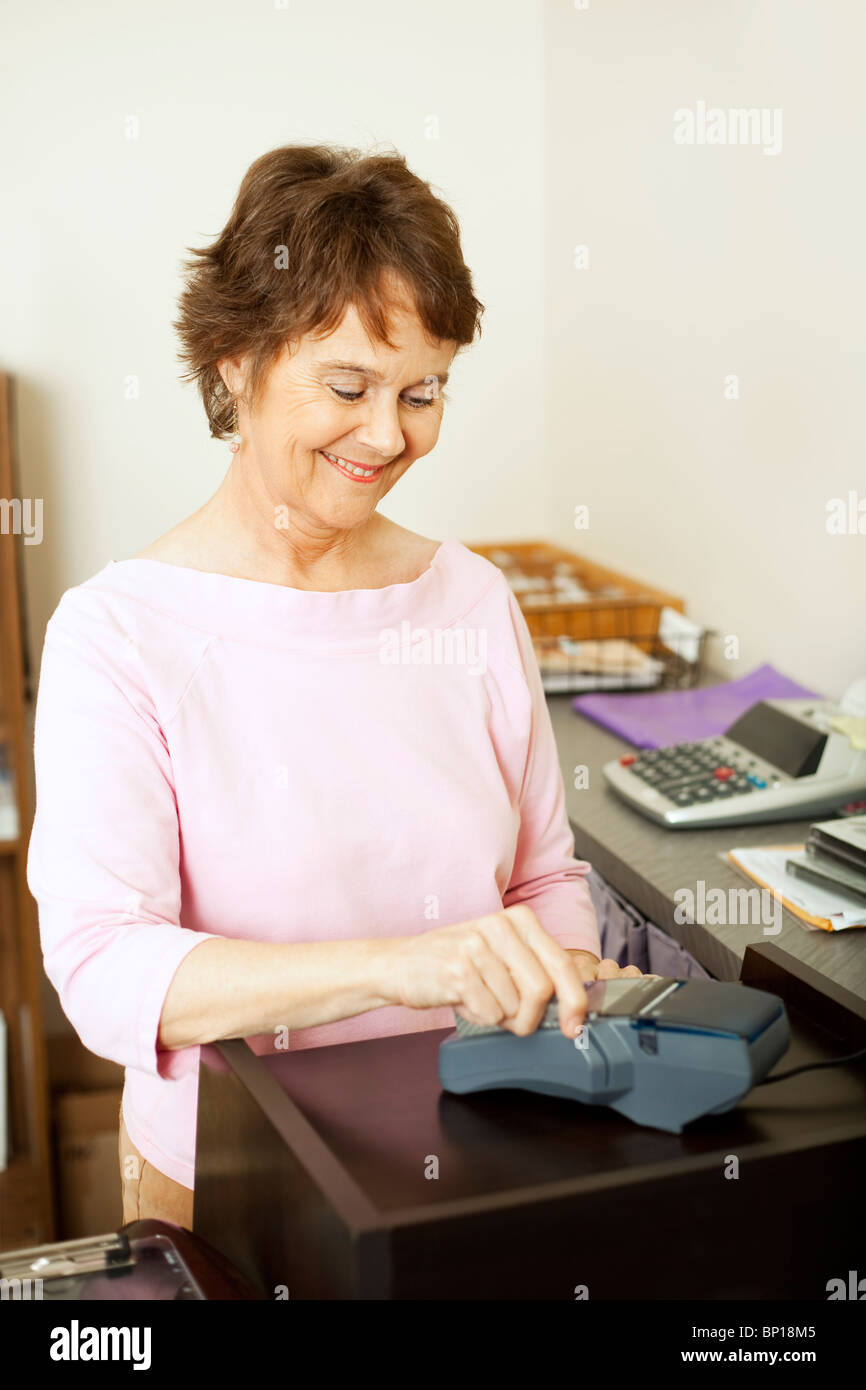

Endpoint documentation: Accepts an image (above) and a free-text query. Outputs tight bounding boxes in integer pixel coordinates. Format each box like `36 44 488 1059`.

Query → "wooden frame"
0 372 54 1248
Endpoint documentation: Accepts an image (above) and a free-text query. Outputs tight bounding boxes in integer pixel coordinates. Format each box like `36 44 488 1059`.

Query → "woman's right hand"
386 904 588 1039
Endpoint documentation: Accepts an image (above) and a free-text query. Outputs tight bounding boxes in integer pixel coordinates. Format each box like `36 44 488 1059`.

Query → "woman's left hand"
568 949 659 983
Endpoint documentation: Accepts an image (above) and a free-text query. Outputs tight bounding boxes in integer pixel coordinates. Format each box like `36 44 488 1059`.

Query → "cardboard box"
54 1089 122 1239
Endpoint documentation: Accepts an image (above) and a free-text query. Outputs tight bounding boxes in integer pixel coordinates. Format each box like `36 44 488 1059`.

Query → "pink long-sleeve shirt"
26 536 601 1189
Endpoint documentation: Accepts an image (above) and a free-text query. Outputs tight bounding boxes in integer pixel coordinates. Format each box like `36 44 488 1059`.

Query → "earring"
228 402 241 454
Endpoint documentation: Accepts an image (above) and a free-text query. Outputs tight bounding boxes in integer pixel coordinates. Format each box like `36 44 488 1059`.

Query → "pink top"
26 537 601 1189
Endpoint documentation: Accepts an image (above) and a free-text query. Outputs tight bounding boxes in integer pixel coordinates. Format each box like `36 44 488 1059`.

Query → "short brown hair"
173 143 485 440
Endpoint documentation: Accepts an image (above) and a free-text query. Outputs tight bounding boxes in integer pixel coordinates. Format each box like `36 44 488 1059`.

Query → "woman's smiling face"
224 285 457 535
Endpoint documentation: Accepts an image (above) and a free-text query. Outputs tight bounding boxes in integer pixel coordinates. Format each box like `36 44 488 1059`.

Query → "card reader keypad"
621 741 780 807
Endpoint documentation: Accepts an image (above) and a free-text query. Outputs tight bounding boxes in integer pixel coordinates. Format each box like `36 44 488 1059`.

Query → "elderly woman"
27 143 645 1229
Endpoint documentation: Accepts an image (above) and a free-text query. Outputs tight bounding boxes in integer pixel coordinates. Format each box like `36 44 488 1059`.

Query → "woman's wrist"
370 934 417 1009
358 936 405 1010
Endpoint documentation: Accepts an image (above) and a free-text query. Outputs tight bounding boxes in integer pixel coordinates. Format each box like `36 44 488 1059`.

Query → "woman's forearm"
157 936 397 1050
158 933 603 1054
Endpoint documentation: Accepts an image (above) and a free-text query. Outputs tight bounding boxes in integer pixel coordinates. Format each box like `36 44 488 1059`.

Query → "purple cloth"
571 663 822 749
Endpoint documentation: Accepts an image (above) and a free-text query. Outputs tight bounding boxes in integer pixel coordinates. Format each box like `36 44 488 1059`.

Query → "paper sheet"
726 845 866 931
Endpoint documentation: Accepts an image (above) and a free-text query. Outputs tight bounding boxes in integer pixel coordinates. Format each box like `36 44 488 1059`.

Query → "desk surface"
547 693 866 1002
195 948 866 1299
255 1013 866 1216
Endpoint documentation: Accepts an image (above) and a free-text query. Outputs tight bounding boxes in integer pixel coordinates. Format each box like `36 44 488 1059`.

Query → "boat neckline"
106 536 457 597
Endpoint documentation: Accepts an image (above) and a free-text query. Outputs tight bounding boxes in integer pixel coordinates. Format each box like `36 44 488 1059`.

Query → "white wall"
4 0 863 701
3 0 548 674
544 0 866 696
4 0 550 1036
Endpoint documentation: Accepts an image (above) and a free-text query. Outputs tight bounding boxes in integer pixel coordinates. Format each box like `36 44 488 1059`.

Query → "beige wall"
4 0 863 708
544 0 865 695
4 0 549 685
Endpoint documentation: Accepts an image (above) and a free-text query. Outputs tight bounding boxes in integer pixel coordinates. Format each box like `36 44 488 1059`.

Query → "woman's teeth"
321 450 382 479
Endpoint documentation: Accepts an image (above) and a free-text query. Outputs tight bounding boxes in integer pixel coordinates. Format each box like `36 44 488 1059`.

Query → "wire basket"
530 621 715 694
464 539 713 693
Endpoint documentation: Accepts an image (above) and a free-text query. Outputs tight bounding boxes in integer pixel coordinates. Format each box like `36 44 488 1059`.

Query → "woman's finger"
455 949 510 1027
595 957 626 980
466 939 521 1022
543 950 589 1035
477 914 558 1035
500 906 588 1035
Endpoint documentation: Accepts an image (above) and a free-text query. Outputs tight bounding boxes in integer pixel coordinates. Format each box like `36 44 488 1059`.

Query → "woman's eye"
329 386 436 408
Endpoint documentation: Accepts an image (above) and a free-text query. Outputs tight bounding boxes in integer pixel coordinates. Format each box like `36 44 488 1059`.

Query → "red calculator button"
713 766 735 780
620 755 637 766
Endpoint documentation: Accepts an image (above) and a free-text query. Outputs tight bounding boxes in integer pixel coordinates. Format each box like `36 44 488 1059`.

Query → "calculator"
602 697 866 829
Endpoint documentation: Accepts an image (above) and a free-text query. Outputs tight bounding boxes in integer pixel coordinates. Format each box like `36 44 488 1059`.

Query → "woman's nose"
351 395 406 461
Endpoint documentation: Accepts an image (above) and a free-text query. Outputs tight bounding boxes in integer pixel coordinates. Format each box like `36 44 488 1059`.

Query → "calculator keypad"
621 741 777 806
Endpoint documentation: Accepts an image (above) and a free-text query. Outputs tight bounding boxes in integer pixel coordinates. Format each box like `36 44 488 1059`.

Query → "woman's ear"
216 353 249 399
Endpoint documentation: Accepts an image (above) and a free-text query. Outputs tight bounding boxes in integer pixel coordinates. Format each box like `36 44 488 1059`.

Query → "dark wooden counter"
194 944 866 1300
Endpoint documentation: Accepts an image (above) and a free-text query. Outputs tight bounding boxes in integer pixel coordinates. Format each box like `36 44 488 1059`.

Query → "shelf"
0 371 54 1244
0 1154 42 1252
